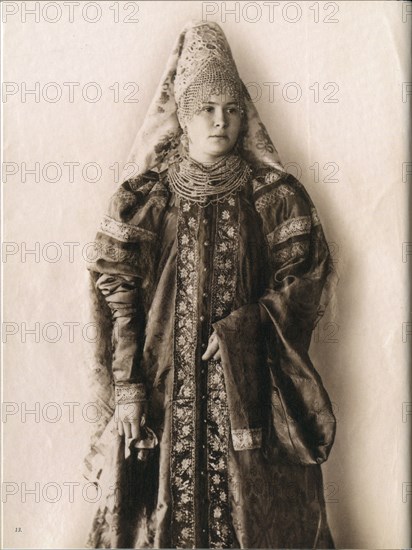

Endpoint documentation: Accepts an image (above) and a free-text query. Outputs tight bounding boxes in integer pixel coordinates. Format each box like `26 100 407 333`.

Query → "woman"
84 20 337 549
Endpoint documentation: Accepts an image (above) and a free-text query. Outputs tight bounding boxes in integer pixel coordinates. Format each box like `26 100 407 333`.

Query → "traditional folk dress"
84 21 337 549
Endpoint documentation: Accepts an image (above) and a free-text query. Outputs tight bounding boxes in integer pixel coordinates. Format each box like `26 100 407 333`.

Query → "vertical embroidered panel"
171 199 200 548
207 195 239 548
171 194 240 548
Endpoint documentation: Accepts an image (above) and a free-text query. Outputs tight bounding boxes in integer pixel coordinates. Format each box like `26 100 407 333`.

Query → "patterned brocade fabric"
85 163 335 549
114 383 147 405
253 183 294 213
273 240 310 266
87 173 170 289
267 215 312 247
100 215 156 243
84 15 336 548
231 428 262 451
170 193 241 548
250 171 329 281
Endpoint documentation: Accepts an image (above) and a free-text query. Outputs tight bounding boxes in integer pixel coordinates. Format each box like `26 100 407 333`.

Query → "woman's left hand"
201 331 221 361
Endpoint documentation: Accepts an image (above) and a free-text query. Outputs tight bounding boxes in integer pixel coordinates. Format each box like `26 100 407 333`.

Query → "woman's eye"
202 106 214 113
227 108 238 114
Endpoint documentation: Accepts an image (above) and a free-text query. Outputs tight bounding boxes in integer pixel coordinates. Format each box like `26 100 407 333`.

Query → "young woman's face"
185 93 242 164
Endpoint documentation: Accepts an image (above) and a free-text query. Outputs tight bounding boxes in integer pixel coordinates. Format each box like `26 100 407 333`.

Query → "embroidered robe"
84 163 335 549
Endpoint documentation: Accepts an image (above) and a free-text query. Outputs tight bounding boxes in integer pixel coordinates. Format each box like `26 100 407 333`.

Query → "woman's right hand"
201 331 221 361
115 402 147 439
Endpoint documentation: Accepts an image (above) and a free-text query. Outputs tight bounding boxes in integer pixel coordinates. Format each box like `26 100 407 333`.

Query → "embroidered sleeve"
87 172 170 283
254 174 305 274
251 170 334 330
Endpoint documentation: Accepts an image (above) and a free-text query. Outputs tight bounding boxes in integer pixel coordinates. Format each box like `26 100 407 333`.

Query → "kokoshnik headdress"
122 20 285 181
174 21 246 128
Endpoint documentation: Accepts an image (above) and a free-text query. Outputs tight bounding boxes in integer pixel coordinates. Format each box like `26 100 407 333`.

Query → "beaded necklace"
167 151 251 206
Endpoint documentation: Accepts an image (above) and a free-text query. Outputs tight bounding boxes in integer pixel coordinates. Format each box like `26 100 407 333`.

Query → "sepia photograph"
2 1 411 548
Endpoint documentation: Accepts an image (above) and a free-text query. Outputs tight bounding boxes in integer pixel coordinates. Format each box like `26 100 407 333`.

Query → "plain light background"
2 1 411 548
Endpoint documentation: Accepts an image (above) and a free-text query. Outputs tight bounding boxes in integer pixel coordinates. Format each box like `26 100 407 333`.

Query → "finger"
117 420 124 437
213 349 221 360
202 340 219 361
123 421 132 439
131 421 141 440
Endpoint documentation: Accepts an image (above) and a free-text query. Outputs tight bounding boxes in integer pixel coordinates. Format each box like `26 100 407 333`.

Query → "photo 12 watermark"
2 161 140 184
1 1 140 24
2 240 129 265
2 400 107 425
244 81 340 104
2 82 140 104
1 478 339 505
201 2 340 24
2 320 112 344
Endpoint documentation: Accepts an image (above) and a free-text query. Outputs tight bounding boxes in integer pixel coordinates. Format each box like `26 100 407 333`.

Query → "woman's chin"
206 144 234 158
188 143 236 163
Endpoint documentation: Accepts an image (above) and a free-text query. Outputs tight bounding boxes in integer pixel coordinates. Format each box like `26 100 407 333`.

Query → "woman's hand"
115 401 147 439
201 331 221 361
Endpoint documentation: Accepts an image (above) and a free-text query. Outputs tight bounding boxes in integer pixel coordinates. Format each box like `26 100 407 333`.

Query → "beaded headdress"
174 23 245 128
122 20 284 180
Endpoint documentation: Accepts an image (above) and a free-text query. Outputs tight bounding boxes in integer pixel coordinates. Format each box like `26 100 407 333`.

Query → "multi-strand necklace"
167 151 251 206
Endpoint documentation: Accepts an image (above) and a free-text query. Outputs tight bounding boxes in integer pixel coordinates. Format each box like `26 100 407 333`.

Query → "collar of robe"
167 150 251 206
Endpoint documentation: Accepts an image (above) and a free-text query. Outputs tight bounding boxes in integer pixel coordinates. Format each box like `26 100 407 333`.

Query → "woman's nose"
214 108 228 127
